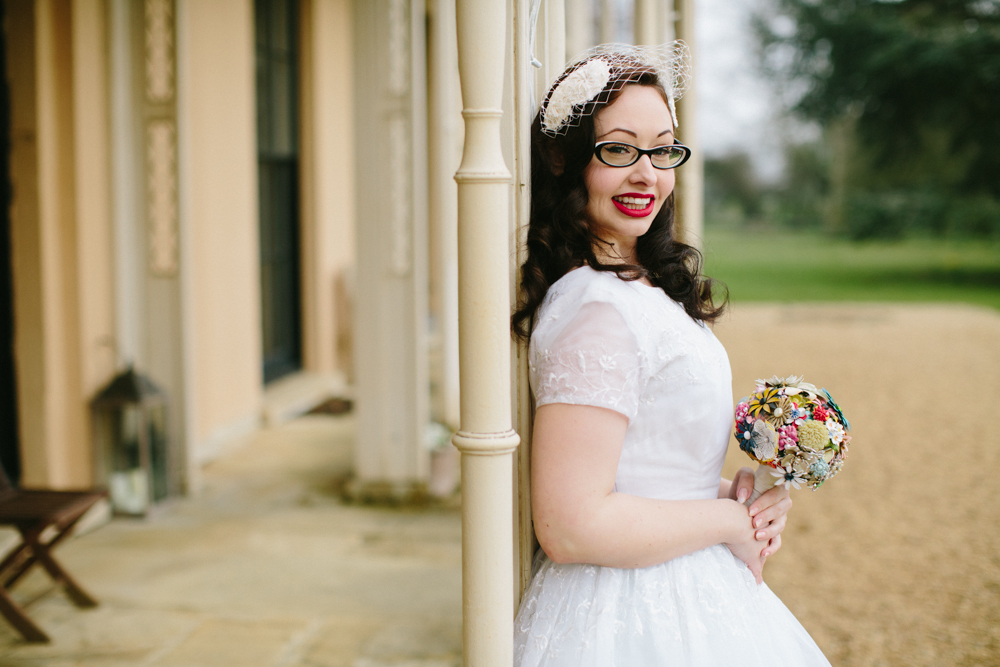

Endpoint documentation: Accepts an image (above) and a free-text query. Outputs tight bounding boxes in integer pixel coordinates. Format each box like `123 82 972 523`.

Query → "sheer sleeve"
529 300 644 422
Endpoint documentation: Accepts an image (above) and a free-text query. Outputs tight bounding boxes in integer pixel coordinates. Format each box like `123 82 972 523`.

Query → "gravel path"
715 303 1000 667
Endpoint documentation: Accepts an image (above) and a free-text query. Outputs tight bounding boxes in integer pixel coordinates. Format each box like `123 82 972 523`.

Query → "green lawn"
700 228 1000 311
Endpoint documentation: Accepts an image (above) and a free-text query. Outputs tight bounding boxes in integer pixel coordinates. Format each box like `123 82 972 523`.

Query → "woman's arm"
532 403 777 581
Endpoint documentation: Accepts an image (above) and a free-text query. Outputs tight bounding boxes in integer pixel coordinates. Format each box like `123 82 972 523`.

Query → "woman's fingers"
752 497 792 530
748 483 791 517
750 495 792 529
728 467 755 503
764 533 782 558
754 514 787 542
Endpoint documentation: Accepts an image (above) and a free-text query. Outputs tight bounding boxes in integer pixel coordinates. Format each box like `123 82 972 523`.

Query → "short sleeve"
529 300 643 422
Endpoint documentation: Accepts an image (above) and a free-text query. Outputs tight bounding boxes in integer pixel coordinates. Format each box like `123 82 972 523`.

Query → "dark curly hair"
511 61 727 342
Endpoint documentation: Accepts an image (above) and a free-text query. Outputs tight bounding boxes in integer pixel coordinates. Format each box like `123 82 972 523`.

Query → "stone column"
351 0 431 499
634 0 660 45
564 0 591 59
599 0 618 44
428 0 462 431
453 0 520 664
674 0 704 247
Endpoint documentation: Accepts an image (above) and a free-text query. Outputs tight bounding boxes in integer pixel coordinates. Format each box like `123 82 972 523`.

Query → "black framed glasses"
594 141 692 169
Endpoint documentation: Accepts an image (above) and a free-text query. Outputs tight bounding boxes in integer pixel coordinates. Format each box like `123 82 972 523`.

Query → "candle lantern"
91 367 172 515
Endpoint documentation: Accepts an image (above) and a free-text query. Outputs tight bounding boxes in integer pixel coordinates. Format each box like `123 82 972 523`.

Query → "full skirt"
514 545 830 667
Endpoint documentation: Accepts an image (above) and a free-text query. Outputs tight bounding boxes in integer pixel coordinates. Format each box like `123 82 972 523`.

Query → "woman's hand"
725 468 793 577
748 484 791 560
723 501 767 584
726 467 755 503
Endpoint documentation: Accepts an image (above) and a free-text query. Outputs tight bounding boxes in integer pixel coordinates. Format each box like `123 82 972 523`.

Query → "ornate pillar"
634 0 660 45
428 0 461 431
599 0 618 44
351 0 431 498
454 0 520 664
674 0 703 247
564 0 591 59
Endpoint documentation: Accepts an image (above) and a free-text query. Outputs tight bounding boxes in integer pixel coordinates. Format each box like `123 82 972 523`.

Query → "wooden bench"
0 466 106 642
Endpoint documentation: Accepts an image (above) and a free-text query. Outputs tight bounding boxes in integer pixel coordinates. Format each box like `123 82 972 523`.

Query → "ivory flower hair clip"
539 42 692 137
542 59 612 135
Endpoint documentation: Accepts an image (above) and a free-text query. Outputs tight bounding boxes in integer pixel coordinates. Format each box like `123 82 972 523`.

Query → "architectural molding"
454 0 519 663
143 0 178 277
145 0 174 103
146 119 178 276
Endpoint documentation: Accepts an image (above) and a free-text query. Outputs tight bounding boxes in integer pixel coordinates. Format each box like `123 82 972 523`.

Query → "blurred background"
699 0 1000 313
0 0 997 665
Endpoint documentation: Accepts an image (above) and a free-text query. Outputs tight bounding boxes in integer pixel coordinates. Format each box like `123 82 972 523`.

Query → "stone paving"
3 302 999 666
0 415 463 667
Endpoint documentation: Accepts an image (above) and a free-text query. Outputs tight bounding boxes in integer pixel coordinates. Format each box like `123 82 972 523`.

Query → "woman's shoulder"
533 266 647 340
541 265 637 310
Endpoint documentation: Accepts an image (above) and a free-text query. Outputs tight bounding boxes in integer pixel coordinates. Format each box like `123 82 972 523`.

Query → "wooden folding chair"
0 464 106 642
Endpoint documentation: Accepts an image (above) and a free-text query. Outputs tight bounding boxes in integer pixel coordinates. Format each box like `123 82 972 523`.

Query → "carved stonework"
388 116 412 277
143 0 177 276
387 0 409 96
147 120 178 276
145 0 174 103
387 0 411 277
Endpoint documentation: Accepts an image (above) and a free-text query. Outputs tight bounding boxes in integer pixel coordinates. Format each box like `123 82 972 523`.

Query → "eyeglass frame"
593 141 692 170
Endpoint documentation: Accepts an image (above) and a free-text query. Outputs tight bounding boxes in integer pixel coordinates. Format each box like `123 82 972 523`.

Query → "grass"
699 228 1000 311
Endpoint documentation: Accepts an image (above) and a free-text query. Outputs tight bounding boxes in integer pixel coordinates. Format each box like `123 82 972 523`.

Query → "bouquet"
734 376 851 505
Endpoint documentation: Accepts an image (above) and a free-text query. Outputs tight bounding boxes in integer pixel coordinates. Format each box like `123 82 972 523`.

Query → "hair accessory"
539 42 692 137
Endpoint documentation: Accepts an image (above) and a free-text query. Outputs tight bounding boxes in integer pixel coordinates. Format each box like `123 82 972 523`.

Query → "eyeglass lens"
598 143 687 168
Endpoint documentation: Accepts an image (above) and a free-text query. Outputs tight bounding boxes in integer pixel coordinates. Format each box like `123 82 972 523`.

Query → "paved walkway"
0 415 463 667
3 302 999 667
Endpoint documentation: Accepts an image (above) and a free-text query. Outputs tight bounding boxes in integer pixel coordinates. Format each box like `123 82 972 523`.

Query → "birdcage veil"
539 42 692 137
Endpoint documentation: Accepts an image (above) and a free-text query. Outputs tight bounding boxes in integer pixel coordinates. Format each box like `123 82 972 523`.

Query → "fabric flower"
777 424 798 451
797 419 830 451
825 419 846 449
822 389 850 430
542 59 611 134
771 465 805 490
757 375 802 389
747 387 781 420
749 420 779 463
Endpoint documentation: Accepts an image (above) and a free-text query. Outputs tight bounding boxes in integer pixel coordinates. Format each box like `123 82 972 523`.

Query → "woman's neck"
592 238 637 265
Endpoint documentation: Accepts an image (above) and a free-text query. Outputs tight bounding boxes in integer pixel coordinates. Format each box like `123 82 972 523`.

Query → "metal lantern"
91 367 172 515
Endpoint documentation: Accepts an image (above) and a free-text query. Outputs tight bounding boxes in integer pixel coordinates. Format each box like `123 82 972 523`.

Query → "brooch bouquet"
735 376 851 504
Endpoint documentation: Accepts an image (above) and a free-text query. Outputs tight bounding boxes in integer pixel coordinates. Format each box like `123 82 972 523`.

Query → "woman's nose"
629 154 658 183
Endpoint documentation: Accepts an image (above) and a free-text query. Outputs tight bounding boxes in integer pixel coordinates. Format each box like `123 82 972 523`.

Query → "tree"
757 0 1000 237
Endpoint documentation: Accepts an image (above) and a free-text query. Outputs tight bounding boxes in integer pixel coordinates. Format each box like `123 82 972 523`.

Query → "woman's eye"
650 147 673 157
605 144 631 155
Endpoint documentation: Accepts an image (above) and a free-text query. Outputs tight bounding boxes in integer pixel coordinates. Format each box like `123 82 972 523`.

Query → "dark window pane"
255 0 301 383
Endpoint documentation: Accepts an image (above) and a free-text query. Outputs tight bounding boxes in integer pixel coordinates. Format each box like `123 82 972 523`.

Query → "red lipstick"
612 193 655 218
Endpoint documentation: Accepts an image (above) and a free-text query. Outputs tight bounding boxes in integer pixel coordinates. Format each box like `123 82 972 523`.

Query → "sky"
695 0 814 180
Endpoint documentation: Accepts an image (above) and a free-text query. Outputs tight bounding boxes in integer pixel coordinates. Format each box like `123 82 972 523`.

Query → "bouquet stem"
745 464 778 507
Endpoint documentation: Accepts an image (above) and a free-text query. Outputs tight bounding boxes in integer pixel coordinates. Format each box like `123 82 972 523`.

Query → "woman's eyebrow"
596 128 675 140
596 127 637 139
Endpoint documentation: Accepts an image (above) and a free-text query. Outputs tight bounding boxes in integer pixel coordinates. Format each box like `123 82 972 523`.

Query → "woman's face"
583 84 676 258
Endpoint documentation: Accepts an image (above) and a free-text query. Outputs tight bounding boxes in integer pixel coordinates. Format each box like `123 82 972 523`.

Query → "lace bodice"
528 266 733 501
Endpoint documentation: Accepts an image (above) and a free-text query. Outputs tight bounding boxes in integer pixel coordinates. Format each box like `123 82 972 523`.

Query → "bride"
511 44 830 665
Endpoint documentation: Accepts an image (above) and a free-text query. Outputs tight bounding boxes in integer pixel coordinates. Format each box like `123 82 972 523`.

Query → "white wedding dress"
515 266 830 666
